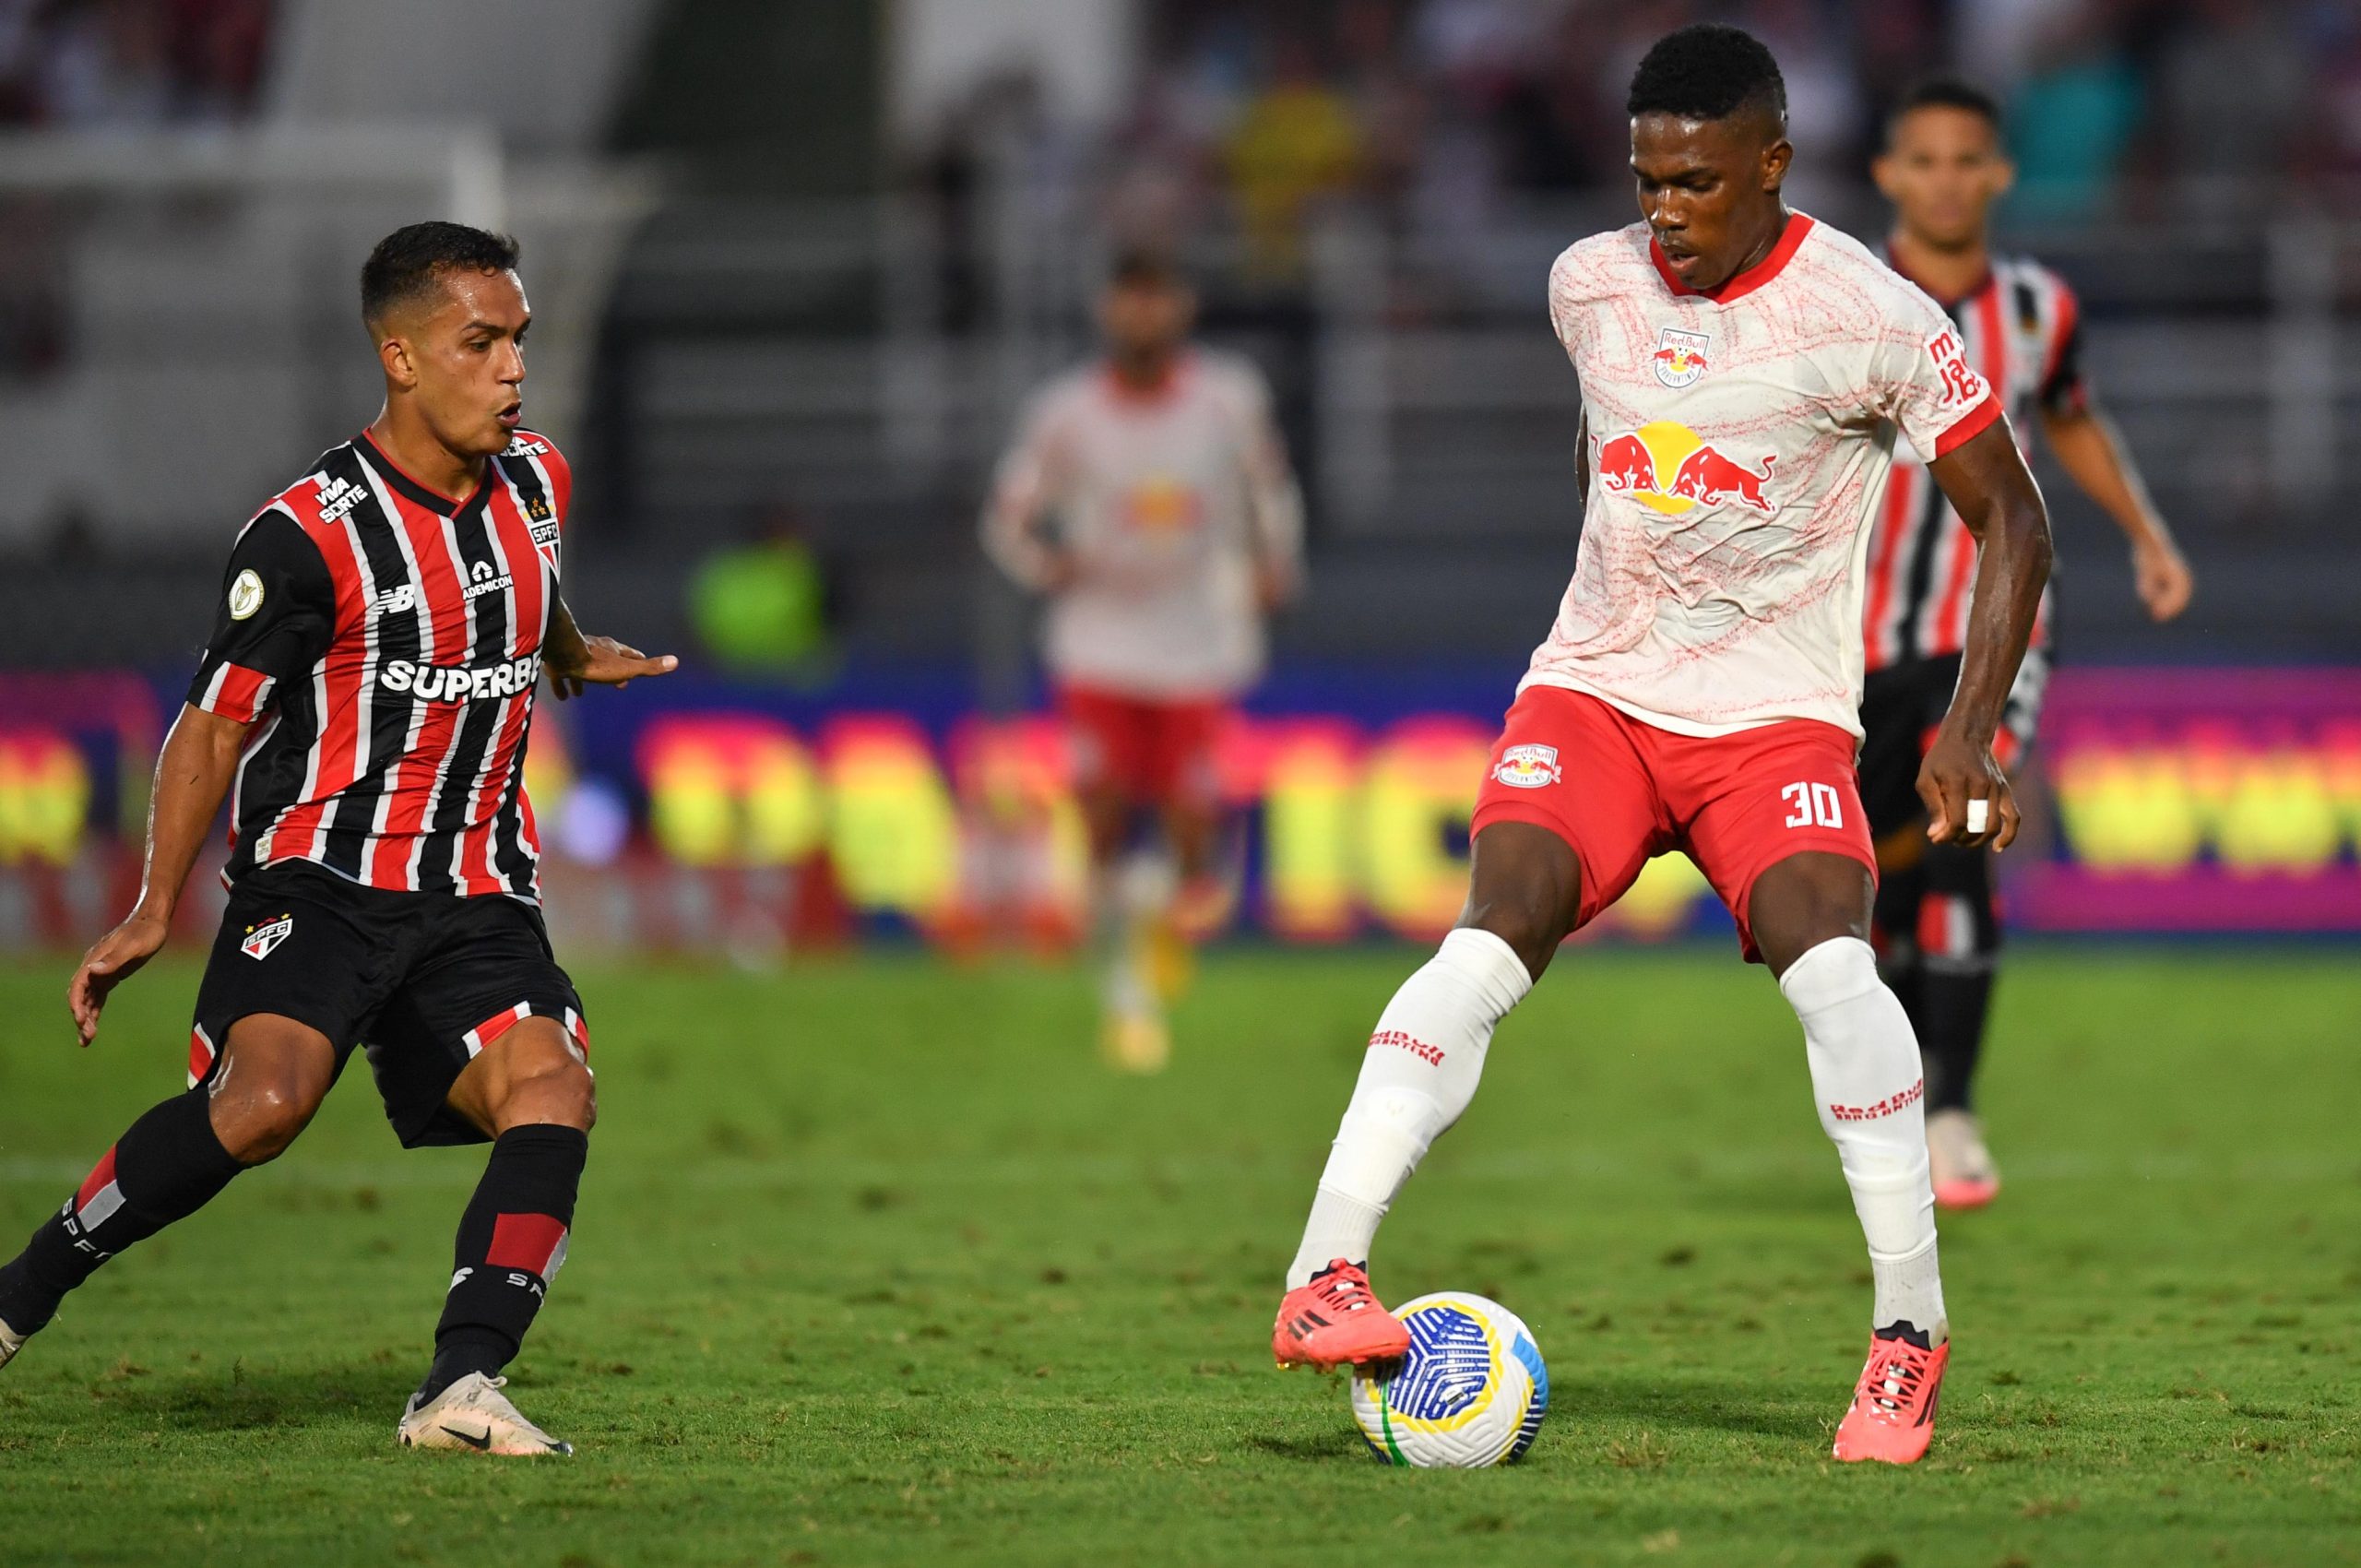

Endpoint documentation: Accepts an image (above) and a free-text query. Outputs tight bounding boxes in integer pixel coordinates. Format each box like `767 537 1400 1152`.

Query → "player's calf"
0 1086 251 1354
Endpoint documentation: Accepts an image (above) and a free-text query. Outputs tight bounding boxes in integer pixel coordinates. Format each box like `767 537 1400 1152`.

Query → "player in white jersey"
1269 26 2054 1465
982 252 1304 1072
1861 78 2193 1210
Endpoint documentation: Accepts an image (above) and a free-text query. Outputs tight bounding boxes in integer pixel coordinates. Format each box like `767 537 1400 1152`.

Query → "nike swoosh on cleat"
441 1424 493 1450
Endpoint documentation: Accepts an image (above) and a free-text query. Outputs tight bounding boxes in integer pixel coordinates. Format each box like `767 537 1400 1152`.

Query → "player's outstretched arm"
67 706 249 1046
542 599 678 701
1924 419 2055 851
2038 402 2193 622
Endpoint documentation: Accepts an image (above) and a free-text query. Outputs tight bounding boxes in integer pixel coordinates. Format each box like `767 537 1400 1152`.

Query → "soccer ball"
1348 1292 1549 1467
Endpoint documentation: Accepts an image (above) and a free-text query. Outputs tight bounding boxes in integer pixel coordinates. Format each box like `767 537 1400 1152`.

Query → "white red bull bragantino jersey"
1535 213 2002 738
185 431 569 899
981 350 1304 699
1863 250 2084 671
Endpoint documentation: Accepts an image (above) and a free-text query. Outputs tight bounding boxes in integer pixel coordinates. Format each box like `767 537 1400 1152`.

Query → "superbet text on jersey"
185 431 572 900
1536 213 2001 739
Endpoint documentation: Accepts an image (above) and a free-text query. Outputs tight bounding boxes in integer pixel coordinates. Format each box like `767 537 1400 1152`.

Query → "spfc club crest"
241 913 293 961
1652 327 1712 389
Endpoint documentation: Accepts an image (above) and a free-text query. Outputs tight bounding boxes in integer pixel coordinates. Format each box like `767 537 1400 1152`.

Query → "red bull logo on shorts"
1592 422 1778 517
1492 742 1562 790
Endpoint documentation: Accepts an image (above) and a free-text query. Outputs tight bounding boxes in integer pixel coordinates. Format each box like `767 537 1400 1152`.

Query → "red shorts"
1058 684 1229 808
1471 684 1875 960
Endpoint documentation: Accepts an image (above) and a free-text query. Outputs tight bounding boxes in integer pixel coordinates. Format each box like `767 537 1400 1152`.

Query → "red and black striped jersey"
1862 252 2086 671
186 430 571 900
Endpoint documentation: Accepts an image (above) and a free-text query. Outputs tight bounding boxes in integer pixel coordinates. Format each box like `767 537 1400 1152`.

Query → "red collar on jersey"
1101 350 1194 407
1879 242 1992 310
1649 211 1814 304
356 430 490 517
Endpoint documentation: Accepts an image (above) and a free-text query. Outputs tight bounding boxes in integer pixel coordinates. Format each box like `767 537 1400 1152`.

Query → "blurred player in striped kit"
1862 79 2193 1206
983 252 1304 1071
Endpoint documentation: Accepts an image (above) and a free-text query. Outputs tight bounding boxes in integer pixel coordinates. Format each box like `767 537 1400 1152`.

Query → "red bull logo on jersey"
1651 327 1712 388
1123 475 1204 535
1593 422 1778 517
380 653 543 703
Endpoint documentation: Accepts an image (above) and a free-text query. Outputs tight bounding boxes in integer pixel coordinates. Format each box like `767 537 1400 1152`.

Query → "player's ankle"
417 1327 515 1407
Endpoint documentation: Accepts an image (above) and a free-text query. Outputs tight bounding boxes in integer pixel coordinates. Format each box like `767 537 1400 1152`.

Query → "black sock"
1914 842 2000 1114
416 1124 587 1406
1871 858 1928 1034
0 1089 245 1335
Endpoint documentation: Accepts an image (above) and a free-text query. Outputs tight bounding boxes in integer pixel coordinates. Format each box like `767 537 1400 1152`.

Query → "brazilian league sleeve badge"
1651 327 1712 389
1492 744 1562 790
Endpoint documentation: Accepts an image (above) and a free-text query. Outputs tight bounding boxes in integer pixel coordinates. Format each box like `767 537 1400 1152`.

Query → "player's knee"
497 1052 597 1134
208 1068 319 1163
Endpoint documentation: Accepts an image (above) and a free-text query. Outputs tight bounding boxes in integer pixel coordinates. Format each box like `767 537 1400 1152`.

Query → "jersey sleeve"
2036 279 2089 418
1225 362 1305 583
185 510 337 722
1868 285 2005 462
979 386 1072 589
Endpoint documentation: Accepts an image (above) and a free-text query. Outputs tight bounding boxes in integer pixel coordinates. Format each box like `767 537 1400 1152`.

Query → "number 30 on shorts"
1782 780 1845 829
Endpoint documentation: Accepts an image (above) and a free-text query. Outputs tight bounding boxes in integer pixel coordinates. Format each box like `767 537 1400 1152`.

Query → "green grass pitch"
1 945 2355 1566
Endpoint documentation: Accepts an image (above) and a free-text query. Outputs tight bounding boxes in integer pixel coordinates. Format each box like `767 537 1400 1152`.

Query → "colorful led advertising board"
0 669 2355 948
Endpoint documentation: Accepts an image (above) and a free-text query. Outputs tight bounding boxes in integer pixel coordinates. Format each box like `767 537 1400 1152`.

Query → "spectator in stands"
1221 30 1360 284
2005 4 2146 220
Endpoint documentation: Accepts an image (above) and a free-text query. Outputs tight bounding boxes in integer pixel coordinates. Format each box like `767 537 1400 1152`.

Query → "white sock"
1091 861 1152 1017
1286 928 1533 1288
1781 935 1947 1338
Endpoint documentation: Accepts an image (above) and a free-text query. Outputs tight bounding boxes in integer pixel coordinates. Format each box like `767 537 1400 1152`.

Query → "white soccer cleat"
1928 1108 2000 1210
0 1314 26 1372
397 1372 573 1456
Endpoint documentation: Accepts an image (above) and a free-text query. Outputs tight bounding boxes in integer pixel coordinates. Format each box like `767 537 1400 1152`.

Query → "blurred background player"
1863 78 2195 1210
1271 24 2054 1465
982 251 1303 1073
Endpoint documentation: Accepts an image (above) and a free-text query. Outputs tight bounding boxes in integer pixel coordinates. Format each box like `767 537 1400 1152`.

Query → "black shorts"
1857 647 2051 839
188 862 588 1148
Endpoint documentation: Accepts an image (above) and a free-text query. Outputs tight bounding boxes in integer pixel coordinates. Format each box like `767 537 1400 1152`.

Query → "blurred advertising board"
2 667 2356 951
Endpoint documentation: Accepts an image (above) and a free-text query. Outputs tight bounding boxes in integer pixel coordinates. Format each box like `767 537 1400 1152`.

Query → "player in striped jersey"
1861 80 2193 1208
0 223 672 1455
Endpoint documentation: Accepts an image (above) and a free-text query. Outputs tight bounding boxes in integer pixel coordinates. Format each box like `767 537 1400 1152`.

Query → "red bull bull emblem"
1651 326 1712 389
1591 421 1778 517
1492 742 1561 790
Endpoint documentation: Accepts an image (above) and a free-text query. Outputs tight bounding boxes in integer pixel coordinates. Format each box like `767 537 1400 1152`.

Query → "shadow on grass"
1243 1429 1370 1463
90 1360 419 1435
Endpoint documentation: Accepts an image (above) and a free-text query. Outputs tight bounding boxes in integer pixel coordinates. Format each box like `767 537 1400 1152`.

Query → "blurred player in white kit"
983 252 1304 1071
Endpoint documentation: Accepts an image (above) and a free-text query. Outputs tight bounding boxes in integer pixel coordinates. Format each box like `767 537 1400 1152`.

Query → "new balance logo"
374 583 418 616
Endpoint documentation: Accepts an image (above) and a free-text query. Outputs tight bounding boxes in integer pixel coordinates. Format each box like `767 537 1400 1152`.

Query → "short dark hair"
1108 247 1185 291
361 221 521 328
1626 23 1786 125
1886 77 2003 147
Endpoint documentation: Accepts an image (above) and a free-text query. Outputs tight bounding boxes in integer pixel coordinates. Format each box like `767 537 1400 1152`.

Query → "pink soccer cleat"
1272 1259 1410 1372
1833 1326 1950 1464
1928 1109 2000 1210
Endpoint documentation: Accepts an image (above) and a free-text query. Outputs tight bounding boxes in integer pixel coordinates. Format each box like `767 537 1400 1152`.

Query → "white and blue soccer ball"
1348 1292 1549 1467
